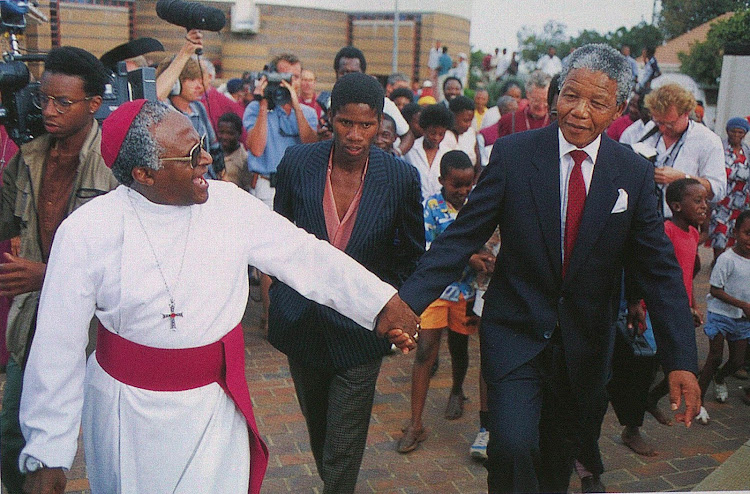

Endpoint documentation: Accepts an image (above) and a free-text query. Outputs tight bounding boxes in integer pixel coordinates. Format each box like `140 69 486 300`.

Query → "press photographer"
243 53 317 333
243 53 317 208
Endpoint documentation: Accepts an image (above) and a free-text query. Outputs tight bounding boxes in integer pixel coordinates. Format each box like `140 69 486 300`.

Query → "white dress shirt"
558 129 602 260
619 119 656 146
641 120 726 215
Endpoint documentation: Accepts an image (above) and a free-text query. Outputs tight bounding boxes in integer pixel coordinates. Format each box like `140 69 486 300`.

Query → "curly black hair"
419 104 453 130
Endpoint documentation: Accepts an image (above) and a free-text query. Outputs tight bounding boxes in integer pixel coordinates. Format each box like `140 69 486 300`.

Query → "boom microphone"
155 0 226 32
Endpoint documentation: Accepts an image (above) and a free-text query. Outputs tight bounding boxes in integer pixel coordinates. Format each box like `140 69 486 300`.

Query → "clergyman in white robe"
19 181 398 493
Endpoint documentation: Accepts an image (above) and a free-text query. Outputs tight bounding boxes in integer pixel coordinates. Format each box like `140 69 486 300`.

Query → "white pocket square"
611 189 628 213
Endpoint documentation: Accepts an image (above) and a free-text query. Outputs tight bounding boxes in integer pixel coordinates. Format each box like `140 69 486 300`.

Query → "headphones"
170 79 182 97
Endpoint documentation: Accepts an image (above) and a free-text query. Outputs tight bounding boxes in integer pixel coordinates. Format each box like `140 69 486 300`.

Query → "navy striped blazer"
268 139 425 370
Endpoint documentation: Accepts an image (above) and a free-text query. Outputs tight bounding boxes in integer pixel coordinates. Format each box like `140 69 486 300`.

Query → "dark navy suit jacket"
269 139 425 370
399 123 697 413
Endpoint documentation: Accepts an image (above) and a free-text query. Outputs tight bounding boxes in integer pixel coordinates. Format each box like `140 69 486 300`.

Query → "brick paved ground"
2 245 749 493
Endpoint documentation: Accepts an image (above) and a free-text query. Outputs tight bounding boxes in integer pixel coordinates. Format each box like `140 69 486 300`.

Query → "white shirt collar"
558 128 602 165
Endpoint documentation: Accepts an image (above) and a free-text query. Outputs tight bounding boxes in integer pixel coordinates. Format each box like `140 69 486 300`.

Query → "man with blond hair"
641 83 725 216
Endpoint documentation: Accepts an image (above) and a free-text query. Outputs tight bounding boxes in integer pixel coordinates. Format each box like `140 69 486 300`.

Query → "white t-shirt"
707 248 750 319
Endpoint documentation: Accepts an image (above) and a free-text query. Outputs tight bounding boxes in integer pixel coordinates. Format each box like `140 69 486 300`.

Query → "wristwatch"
24 456 46 472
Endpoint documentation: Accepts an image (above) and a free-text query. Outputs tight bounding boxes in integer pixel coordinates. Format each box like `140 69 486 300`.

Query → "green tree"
517 20 568 70
607 23 664 56
678 9 750 87
515 21 664 70
659 0 749 39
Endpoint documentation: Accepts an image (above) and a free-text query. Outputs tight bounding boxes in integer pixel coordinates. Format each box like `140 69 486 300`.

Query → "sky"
470 0 658 53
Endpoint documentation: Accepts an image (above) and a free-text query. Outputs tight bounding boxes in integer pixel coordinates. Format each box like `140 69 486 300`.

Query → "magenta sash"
96 323 269 494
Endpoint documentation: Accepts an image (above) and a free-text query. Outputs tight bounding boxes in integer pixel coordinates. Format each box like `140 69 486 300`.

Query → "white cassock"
19 182 396 493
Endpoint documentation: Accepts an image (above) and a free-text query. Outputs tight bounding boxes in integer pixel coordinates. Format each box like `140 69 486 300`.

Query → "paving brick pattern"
2 246 749 493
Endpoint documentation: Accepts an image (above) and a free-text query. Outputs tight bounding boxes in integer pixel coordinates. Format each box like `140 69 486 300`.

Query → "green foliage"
517 20 568 70
678 41 722 87
611 23 664 55
470 48 485 69
679 9 750 87
516 21 664 69
659 0 749 40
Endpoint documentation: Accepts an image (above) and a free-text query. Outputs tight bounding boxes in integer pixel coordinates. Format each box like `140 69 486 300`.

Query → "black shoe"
581 476 605 493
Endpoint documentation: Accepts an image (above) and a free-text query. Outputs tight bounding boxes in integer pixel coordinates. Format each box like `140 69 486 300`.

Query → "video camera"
246 68 293 110
0 0 156 146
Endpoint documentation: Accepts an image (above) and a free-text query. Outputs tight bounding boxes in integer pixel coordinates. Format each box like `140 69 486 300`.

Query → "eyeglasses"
159 135 206 169
32 91 93 114
652 113 688 131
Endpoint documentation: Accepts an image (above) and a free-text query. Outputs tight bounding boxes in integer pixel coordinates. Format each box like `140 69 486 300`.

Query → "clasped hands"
375 294 420 354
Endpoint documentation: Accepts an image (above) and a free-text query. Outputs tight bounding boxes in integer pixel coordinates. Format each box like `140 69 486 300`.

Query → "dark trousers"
484 334 604 493
608 329 658 427
288 356 382 494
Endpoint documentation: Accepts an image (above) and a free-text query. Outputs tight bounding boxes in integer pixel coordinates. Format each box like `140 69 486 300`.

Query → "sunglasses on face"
159 135 206 169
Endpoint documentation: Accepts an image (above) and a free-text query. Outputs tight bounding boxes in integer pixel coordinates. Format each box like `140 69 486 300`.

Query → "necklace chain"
127 190 192 329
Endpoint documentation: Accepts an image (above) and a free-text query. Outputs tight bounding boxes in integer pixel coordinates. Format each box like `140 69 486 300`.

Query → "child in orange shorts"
397 150 491 453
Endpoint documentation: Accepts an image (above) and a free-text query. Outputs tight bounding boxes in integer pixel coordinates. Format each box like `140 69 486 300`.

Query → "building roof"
655 12 735 66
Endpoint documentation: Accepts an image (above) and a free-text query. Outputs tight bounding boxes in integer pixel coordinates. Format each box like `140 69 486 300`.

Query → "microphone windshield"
156 0 226 32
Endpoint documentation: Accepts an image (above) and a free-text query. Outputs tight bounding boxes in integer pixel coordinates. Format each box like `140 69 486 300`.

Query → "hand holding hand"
0 253 46 297
469 252 494 273
375 294 419 353
668 370 701 428
23 467 66 494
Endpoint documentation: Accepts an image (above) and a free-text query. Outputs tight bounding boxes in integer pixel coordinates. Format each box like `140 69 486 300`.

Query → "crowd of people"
0 26 747 494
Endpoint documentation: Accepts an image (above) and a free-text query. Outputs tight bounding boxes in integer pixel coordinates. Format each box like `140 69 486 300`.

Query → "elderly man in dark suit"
269 73 424 494
398 44 701 493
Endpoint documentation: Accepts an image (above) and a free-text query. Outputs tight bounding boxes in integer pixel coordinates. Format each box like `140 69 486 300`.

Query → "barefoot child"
397 150 486 453
696 209 750 422
650 179 706 425
609 178 707 453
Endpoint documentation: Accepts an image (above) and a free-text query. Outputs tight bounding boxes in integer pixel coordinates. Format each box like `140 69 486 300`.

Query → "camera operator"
243 53 317 333
0 47 118 494
243 53 317 208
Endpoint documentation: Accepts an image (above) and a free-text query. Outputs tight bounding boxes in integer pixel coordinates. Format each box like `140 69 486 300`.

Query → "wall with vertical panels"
10 1 469 93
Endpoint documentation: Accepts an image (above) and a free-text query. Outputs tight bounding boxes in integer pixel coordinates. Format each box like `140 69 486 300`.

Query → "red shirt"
664 220 699 304
300 93 323 119
479 107 549 146
606 114 635 141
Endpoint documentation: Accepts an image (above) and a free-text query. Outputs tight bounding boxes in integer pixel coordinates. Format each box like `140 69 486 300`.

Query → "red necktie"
563 150 588 278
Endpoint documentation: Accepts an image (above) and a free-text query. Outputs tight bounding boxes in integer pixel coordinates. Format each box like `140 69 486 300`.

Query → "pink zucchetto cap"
100 99 148 168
